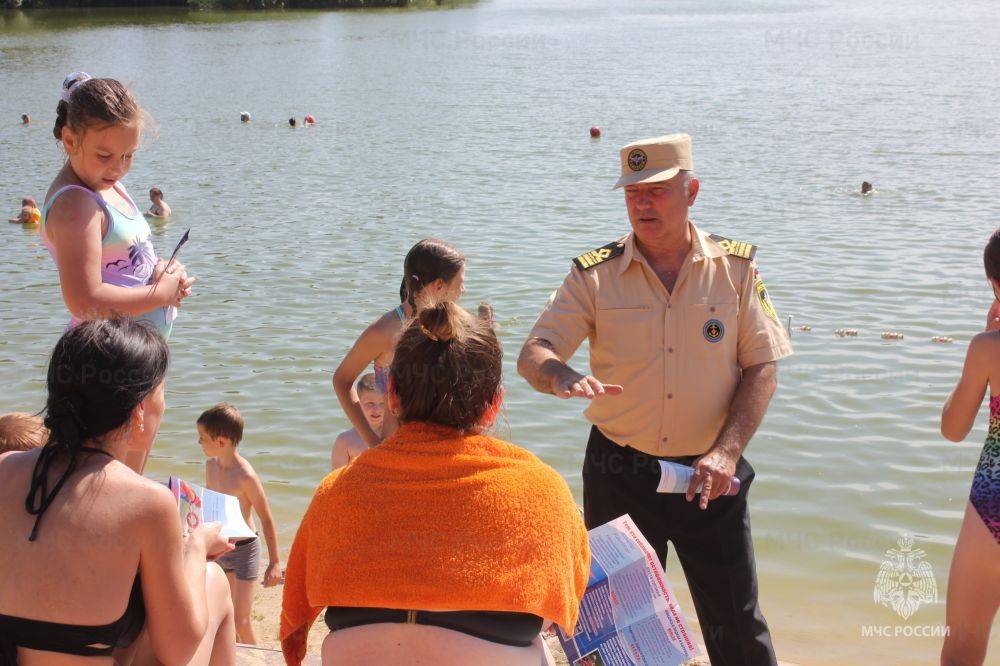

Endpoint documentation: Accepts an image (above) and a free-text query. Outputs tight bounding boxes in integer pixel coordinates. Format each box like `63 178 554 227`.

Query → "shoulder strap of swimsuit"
394 305 405 323
42 185 113 241
43 185 108 217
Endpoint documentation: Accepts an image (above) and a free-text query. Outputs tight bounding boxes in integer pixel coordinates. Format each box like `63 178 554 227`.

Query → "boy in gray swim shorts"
216 534 260 582
198 403 282 645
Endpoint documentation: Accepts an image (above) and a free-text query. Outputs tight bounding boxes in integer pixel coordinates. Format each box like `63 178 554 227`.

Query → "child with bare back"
197 403 282 646
331 373 384 470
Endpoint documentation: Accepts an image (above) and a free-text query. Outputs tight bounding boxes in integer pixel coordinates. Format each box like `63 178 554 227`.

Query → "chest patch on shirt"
709 234 758 261
573 240 626 271
703 319 725 343
754 268 779 322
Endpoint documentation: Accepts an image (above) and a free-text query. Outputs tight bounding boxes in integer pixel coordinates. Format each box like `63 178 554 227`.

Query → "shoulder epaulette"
573 240 626 271
709 234 757 261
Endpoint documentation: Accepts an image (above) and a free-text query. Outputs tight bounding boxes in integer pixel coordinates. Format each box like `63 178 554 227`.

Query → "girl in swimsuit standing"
333 239 465 446
940 229 1000 665
40 73 193 342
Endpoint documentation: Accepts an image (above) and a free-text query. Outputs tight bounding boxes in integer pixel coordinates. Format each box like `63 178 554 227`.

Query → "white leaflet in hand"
656 460 740 495
169 477 256 539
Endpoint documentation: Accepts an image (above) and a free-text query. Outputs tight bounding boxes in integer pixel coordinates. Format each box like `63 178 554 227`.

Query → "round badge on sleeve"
703 319 725 343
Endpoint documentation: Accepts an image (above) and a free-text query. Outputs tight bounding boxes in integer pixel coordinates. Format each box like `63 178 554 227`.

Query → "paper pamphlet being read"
168 476 255 540
556 514 699 666
656 460 740 496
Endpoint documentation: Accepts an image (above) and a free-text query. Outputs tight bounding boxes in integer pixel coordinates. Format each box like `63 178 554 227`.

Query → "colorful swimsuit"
373 305 407 393
41 183 176 339
970 395 1000 544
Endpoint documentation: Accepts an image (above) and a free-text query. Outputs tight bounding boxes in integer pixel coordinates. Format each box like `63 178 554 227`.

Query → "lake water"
2 1 999 662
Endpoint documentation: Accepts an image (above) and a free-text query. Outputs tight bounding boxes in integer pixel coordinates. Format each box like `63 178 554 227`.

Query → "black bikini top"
0 571 145 663
325 606 543 648
1 447 146 663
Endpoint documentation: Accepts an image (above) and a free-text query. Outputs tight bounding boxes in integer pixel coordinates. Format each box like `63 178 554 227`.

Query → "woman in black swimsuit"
0 318 236 665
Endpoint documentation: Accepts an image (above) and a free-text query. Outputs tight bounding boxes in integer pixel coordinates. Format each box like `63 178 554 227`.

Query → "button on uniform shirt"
528 222 793 457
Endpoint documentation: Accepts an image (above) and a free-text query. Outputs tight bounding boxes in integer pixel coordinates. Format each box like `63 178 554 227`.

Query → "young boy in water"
331 373 384 470
8 197 39 224
197 403 281 645
146 187 171 218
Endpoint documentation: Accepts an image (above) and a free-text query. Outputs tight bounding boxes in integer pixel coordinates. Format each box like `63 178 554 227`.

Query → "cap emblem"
627 148 647 172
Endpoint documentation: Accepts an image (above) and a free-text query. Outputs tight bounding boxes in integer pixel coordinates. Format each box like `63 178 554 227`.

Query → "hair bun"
418 302 466 343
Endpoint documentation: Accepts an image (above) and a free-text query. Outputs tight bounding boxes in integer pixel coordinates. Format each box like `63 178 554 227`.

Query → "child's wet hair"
356 372 379 396
986 229 1000 282
21 197 36 208
149 187 163 199
197 402 244 445
0 413 49 454
402 239 465 311
390 301 501 431
53 77 147 142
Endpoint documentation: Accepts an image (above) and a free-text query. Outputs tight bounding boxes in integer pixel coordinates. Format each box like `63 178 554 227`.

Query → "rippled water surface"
2 1 999 662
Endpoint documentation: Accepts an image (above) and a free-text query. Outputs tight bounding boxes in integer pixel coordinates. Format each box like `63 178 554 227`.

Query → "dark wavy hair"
401 239 465 312
390 302 502 431
25 318 169 541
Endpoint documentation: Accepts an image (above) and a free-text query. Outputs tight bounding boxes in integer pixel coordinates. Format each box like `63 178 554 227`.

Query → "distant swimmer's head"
616 134 699 245
478 301 495 327
402 239 466 313
197 402 244 456
861 181 873 194
240 111 251 123
289 117 297 128
389 301 503 433
149 187 163 202
21 114 29 124
984 229 1000 297
355 373 385 431
304 114 315 125
53 73 154 193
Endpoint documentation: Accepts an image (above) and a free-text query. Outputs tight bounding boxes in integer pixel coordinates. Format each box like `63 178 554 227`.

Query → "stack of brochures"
556 514 699 666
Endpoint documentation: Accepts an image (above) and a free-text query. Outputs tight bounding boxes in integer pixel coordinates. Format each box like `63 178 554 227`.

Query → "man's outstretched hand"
550 370 623 399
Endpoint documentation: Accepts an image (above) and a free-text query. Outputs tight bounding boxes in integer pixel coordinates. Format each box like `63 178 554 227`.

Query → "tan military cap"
613 133 693 189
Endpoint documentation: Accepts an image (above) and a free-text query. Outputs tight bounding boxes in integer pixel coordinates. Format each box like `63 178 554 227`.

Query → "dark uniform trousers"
583 426 778 666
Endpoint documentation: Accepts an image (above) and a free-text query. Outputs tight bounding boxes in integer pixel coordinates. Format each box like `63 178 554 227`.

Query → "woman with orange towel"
282 302 590 666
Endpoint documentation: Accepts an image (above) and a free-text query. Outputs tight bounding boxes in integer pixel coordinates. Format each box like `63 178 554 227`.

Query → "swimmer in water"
9 197 39 224
146 187 171 219
861 181 874 195
20 114 29 125
478 301 495 328
288 117 297 128
303 114 315 126
240 111 251 123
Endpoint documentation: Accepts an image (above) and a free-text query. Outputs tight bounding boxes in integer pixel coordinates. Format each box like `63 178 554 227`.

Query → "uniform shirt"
528 222 793 456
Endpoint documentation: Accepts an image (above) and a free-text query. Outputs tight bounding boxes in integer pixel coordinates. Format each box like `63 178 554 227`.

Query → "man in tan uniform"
518 134 792 666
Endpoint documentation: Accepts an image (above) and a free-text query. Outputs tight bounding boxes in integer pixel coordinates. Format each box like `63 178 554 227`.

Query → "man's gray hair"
681 170 695 194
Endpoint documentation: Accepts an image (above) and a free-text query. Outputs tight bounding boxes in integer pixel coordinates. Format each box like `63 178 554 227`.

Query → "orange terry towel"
280 422 590 665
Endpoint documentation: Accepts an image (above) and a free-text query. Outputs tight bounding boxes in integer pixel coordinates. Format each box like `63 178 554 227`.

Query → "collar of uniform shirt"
617 221 725 276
